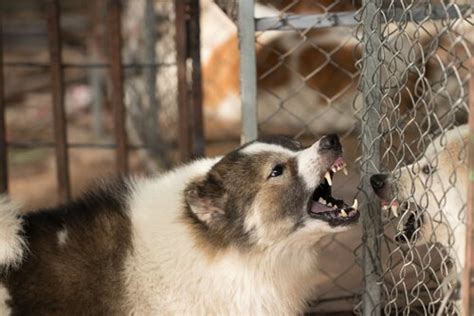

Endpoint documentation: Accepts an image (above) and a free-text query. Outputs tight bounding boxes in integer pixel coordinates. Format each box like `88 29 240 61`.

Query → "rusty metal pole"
0 5 7 194
189 0 204 158
107 0 128 173
46 0 70 202
463 57 474 316
175 0 192 161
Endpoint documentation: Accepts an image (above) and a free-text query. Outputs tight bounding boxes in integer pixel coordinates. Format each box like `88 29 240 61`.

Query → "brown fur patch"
203 36 240 111
1 178 133 315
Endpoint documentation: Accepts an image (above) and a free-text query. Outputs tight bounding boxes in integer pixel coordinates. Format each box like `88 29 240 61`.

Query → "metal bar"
144 0 159 156
189 0 204 157
238 0 258 143
107 0 128 173
7 141 160 150
46 0 70 203
385 3 471 23
0 7 7 194
360 1 383 315
255 11 357 31
255 4 471 31
463 57 474 316
87 0 105 138
175 0 192 161
3 62 176 68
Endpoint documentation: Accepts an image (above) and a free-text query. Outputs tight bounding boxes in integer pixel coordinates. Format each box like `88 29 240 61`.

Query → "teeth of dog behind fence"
342 167 348 176
352 199 358 210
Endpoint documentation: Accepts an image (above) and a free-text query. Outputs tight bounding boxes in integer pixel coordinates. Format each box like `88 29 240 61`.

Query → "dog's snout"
370 174 388 193
318 134 341 152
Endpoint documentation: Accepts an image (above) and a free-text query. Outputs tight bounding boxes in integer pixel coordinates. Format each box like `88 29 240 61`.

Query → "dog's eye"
269 165 284 178
421 165 435 175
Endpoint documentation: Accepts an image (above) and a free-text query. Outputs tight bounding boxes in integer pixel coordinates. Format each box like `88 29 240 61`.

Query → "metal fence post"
238 0 258 144
143 0 160 157
175 0 204 161
175 0 191 161
360 0 383 315
0 5 7 194
189 0 204 157
107 0 128 174
463 56 474 316
46 0 71 202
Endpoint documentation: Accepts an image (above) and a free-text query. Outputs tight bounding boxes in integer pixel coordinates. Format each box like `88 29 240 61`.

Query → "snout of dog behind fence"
370 174 389 195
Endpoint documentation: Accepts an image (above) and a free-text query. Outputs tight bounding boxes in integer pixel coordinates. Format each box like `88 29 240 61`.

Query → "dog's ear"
185 173 227 225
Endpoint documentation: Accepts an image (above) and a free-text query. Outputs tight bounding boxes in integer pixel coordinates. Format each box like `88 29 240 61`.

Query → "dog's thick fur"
0 135 357 315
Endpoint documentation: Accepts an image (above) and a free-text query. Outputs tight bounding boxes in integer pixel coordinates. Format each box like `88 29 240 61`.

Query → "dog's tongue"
311 201 332 214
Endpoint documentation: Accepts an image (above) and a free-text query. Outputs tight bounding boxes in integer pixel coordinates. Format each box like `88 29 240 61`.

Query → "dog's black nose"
370 174 388 193
318 134 341 151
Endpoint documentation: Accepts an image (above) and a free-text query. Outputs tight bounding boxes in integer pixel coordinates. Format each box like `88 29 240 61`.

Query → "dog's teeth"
352 199 358 210
391 204 399 217
333 205 337 209
340 209 348 217
382 205 388 212
342 167 348 176
324 172 332 186
319 198 326 204
331 167 337 173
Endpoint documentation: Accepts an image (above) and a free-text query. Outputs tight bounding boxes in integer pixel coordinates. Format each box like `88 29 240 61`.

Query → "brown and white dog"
370 125 468 306
0 135 358 314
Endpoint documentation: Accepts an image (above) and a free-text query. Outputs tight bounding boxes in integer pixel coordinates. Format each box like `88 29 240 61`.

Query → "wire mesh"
355 1 471 315
246 0 473 314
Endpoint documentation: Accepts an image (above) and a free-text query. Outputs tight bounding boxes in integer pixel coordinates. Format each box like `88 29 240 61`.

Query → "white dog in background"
371 125 469 309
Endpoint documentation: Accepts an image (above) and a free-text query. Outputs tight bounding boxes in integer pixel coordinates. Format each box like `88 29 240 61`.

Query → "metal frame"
238 0 258 144
175 0 205 161
107 0 128 174
189 0 204 157
255 4 471 31
0 6 7 194
463 56 474 316
359 1 383 314
46 0 71 202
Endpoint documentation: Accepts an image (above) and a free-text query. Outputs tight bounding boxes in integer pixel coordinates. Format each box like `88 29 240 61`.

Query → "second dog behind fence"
371 124 469 313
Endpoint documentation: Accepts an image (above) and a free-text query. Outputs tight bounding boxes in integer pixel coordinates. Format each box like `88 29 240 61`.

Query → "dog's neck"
124 226 321 315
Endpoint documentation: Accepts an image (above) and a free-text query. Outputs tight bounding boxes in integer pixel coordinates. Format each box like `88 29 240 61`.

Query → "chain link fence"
238 0 473 314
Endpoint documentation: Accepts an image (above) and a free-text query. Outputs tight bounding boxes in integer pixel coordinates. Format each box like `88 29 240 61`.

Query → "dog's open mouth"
308 158 359 226
380 200 423 243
